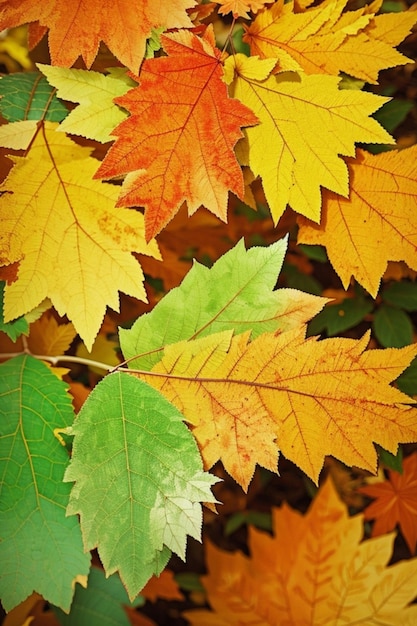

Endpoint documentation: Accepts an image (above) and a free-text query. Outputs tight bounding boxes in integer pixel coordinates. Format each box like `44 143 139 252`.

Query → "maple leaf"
96 27 258 241
0 122 160 350
216 0 269 19
120 238 327 371
184 478 417 625
64 372 218 600
360 452 417 554
243 0 417 83
0 0 196 72
133 326 417 489
297 146 417 297
27 311 76 356
38 64 137 143
224 54 393 225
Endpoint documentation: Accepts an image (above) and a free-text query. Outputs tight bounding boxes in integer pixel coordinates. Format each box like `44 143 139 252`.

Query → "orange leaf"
27 312 76 356
136 328 417 489
297 147 417 297
96 27 258 240
141 570 184 603
184 478 417 625
360 452 417 554
216 1 269 19
0 0 195 72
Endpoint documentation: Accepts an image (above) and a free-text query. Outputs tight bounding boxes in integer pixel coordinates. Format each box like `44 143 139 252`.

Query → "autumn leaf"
96 27 258 241
297 146 417 297
120 238 327 371
0 0 196 72
64 372 219 600
132 325 417 489
243 0 417 83
38 65 136 143
360 452 417 554
141 570 184 603
27 312 76 356
184 478 417 625
224 53 393 225
216 0 269 19
0 355 90 612
0 122 160 350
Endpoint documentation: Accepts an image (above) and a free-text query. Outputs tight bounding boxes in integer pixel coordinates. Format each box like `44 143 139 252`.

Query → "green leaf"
64 372 218 601
145 27 165 59
382 281 417 311
282 263 322 296
308 297 373 336
0 72 68 122
373 304 413 348
373 99 414 134
38 65 136 143
297 244 328 263
0 355 90 612
225 510 272 536
53 566 143 626
396 355 417 397
0 281 28 340
120 238 326 370
376 445 403 474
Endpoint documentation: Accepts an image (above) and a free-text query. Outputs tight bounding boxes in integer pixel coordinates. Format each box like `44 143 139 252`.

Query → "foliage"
0 0 417 623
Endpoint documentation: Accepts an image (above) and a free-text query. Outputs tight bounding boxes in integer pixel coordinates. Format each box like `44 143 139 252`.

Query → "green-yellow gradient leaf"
119 238 327 370
0 72 68 122
38 65 136 143
64 372 218 601
0 355 90 612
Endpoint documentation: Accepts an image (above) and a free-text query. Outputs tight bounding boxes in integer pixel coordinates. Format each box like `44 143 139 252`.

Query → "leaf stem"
0 351 114 372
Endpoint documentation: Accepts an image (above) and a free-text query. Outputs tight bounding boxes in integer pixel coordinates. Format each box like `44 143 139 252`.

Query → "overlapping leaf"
120 238 327 371
133 326 417 489
0 0 195 72
0 122 160 350
96 28 258 240
244 0 417 83
360 452 417 554
184 478 417 625
38 65 136 143
224 54 393 225
297 146 417 297
217 0 269 19
64 372 218 600
0 355 90 612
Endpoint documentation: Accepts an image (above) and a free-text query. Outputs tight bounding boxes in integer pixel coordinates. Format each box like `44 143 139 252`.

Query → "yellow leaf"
184 478 417 625
244 0 417 83
225 54 392 224
135 327 417 489
38 64 136 143
0 120 37 149
0 121 160 350
297 147 417 297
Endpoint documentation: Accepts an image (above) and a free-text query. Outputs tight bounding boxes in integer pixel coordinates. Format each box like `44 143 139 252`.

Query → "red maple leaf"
95 27 258 240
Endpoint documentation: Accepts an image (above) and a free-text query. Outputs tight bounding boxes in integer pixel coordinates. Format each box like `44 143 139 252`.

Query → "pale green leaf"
38 65 136 143
64 373 218 601
120 238 326 370
0 355 90 612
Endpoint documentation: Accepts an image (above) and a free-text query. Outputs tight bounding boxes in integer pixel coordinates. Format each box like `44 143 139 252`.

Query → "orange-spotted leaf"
216 1 269 19
360 452 417 554
184 478 417 625
297 146 417 297
0 122 160 350
134 327 417 489
224 53 392 225
96 27 258 241
244 0 417 83
0 0 195 72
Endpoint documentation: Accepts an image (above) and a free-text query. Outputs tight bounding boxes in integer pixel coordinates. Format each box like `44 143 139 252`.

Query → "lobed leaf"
120 238 327 370
64 372 218 600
